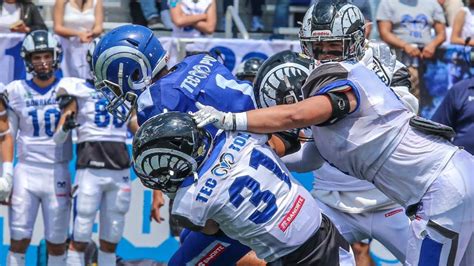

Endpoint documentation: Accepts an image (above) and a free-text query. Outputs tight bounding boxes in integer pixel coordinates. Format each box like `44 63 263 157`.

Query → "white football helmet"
299 0 365 62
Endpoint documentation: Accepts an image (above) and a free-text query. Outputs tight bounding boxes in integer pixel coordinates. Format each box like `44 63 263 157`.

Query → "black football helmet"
21 30 62 80
236 57 264 82
132 112 213 195
254 50 311 109
299 0 365 62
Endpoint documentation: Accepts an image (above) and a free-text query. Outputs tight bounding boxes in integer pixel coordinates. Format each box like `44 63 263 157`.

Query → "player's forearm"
245 97 332 133
0 134 14 163
171 13 207 28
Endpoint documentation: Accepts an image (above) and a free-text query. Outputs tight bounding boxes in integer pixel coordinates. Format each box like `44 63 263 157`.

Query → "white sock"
48 253 66 266
7 251 25 266
98 250 116 266
66 249 85 266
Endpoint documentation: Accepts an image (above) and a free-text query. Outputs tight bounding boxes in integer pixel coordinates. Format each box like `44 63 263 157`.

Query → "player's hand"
63 112 80 131
151 190 165 223
191 102 234 130
362 42 397 86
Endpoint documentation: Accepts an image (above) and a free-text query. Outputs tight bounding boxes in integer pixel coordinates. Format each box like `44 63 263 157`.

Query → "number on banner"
5 41 26 81
28 108 60 137
228 148 292 224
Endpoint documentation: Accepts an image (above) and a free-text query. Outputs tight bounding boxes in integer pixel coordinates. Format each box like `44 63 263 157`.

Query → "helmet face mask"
92 25 169 122
30 51 55 80
299 2 365 63
132 112 213 196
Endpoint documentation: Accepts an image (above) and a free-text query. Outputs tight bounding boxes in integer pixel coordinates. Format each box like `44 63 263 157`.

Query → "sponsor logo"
196 243 226 266
279 195 305 232
384 208 403 217
56 181 66 188
312 30 331 36
211 153 235 176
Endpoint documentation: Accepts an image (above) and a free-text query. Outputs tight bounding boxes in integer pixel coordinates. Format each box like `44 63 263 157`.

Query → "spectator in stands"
438 0 464 27
0 0 46 33
139 0 173 29
53 0 103 43
377 0 446 99
223 0 265 32
431 78 474 155
169 0 216 38
54 0 103 78
450 0 474 45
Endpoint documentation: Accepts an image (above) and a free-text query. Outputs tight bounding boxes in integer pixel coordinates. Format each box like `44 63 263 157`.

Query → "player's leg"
169 229 252 266
371 206 410 262
315 198 368 244
8 162 41 265
98 168 131 266
405 150 473 265
41 162 71 265
67 168 102 266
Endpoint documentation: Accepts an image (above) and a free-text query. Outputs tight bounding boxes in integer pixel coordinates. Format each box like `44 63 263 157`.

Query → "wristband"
234 112 248 131
2 162 13 178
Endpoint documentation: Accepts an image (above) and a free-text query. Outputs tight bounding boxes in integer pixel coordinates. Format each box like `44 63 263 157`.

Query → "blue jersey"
169 228 251 266
136 54 256 135
431 78 474 155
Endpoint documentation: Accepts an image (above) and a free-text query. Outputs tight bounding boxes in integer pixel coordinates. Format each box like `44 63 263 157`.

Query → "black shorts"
268 214 350 266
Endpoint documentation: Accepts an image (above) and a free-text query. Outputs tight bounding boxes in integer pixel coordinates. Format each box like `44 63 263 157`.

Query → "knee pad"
72 197 98 243
99 211 126 243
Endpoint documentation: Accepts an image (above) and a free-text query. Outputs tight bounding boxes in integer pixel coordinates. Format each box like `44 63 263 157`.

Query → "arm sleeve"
7 110 19 139
281 141 325 173
431 87 457 127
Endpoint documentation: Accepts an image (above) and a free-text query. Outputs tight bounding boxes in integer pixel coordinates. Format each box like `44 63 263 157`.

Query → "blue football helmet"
92 24 168 121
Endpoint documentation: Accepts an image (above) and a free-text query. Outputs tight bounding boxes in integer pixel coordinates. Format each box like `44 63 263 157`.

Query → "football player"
192 1 474 265
2 30 75 265
257 49 412 263
132 112 353 265
52 38 139 266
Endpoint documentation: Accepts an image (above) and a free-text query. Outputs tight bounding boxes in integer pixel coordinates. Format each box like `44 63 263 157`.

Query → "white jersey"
173 132 320 262
58 80 128 143
5 78 74 164
302 62 458 207
170 0 213 38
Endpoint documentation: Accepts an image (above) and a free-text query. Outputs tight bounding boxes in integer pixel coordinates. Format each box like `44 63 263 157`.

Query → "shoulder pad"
302 63 349 98
56 87 76 109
